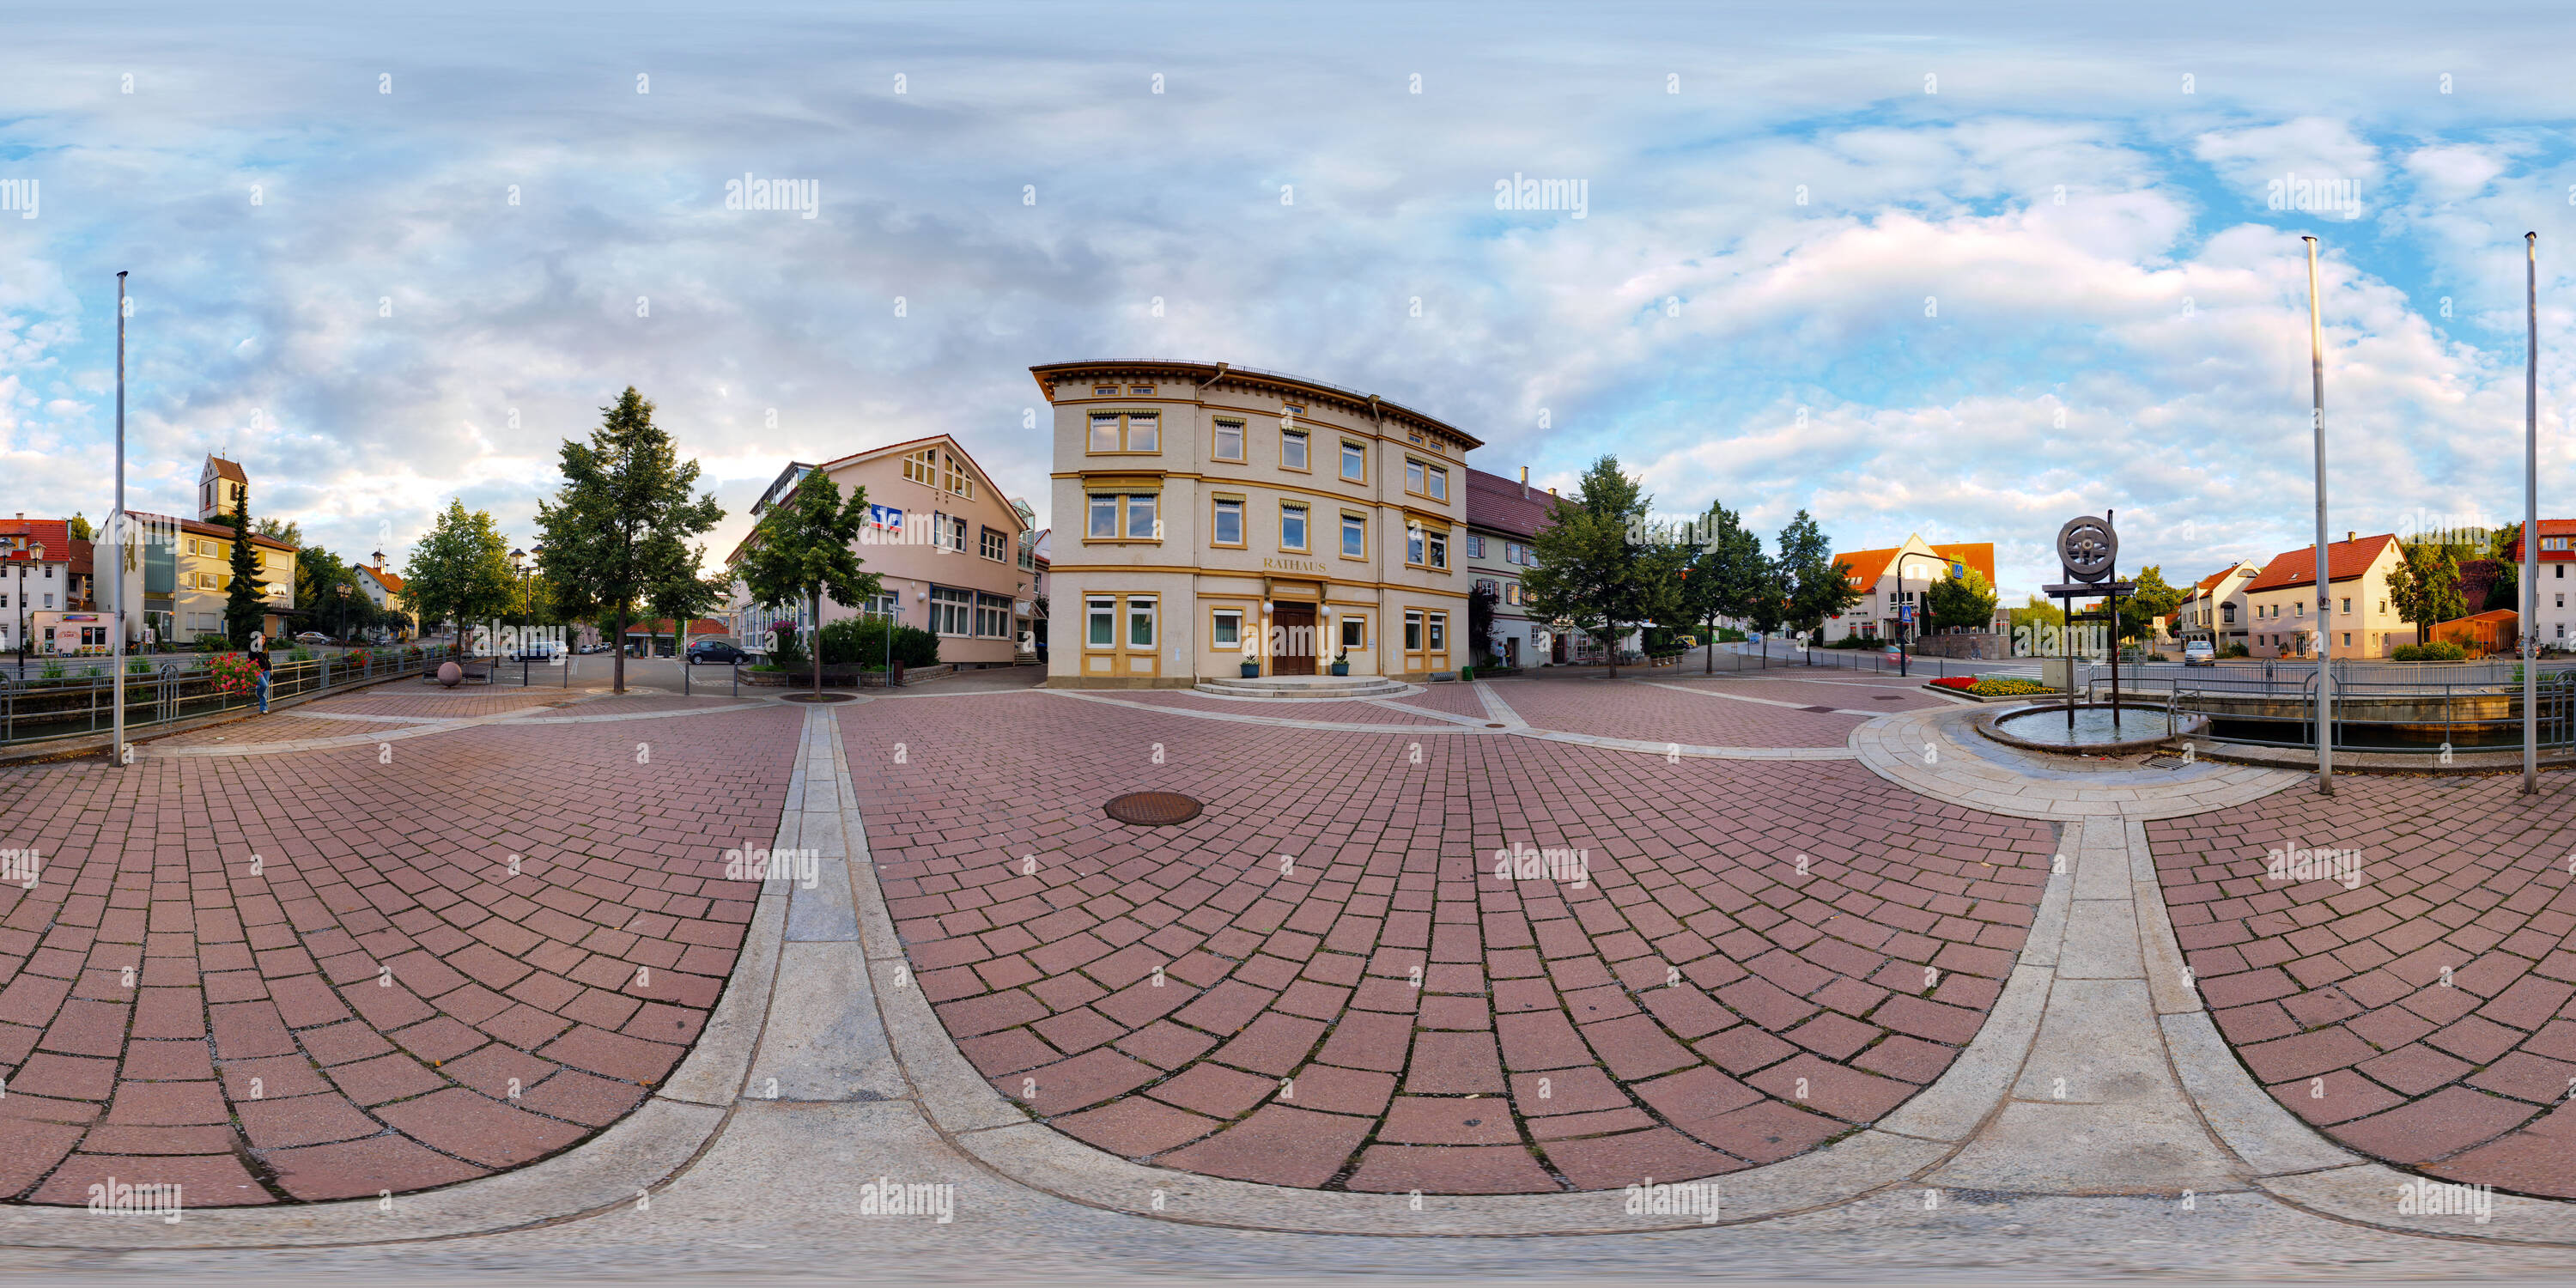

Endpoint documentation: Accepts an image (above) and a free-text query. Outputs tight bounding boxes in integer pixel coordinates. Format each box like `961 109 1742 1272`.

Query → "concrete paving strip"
1045 687 1496 735
1635 678 1883 717
142 695 781 756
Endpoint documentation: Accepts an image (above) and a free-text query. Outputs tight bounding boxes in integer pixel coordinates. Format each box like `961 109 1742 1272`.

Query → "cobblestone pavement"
151 716 427 749
2147 772 2576 1197
842 687 2055 1193
1101 690 1461 726
1647 673 1955 713
295 687 574 720
1485 677 1868 748
0 702 798 1205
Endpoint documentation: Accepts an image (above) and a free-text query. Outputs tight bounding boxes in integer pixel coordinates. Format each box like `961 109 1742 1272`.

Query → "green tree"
1674 500 1770 673
536 387 727 694
2385 541 2466 645
222 490 269 648
1924 566 2001 635
294 547 350 620
2489 522 2523 564
2111 565 2183 645
1519 456 1684 679
404 499 516 655
735 471 878 692
1772 511 1863 658
255 517 305 548
66 513 94 542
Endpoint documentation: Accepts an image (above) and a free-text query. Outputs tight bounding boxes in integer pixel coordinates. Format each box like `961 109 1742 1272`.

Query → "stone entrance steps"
1194 675 1407 699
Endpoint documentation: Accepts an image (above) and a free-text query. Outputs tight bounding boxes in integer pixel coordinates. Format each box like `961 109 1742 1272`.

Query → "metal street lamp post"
2524 232 2540 795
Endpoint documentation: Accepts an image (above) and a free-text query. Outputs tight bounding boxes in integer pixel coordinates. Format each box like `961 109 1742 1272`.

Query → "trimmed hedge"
2390 641 2468 661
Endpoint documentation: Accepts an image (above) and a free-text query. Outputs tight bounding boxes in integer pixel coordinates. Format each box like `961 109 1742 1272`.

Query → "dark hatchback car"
686 639 750 665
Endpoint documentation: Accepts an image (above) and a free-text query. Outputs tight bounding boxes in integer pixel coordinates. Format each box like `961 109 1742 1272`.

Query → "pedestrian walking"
252 635 272 714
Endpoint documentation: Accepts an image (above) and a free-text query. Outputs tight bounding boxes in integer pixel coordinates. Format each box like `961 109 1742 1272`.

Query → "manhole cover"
1105 791 1202 826
1485 722 1505 728
1802 705 1837 713
1873 696 1904 702
781 691 860 703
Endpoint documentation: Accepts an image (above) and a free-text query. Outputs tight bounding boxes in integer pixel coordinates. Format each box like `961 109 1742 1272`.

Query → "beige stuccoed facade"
1035 360 1480 688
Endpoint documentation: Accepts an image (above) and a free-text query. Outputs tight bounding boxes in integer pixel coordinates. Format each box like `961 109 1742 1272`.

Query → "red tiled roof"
360 564 407 595
2507 519 2576 561
0 519 72 562
2243 534 2398 592
1832 542 1996 588
1464 468 1554 538
172 515 297 553
207 456 248 483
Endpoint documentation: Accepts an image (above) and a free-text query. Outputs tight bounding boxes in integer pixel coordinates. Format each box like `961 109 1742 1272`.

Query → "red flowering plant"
204 652 261 699
1929 675 1978 690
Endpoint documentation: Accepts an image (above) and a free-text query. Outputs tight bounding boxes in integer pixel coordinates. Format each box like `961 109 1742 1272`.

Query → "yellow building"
1036 360 1480 687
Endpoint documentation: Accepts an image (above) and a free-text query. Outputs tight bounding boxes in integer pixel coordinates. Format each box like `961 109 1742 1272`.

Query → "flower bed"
1967 677 2051 696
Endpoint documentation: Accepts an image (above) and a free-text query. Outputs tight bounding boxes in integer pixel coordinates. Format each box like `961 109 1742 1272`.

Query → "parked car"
687 640 749 665
511 640 567 661
2182 640 2216 667
293 631 331 646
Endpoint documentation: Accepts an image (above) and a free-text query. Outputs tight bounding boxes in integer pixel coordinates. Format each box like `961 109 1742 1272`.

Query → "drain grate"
1105 791 1203 827
781 691 860 703
1872 695 1904 702
1802 705 1837 713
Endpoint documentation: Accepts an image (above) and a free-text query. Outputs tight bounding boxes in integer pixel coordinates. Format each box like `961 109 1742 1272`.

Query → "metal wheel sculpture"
2057 515 2117 584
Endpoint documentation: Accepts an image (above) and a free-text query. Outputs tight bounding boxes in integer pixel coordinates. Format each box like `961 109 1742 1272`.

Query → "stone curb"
0 711 807 1249
836 707 2053 1235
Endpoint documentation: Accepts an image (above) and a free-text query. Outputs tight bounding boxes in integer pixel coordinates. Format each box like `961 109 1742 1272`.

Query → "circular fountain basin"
1981 702 2207 755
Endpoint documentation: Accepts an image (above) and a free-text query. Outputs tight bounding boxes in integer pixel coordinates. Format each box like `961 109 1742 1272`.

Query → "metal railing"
2 645 458 749
2112 660 2576 755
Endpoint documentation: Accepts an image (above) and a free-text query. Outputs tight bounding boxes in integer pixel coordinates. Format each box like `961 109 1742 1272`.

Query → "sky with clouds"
3 1 2574 600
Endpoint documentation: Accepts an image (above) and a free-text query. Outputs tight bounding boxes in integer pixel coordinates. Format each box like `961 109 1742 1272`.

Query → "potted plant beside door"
1329 648 1350 677
1241 648 1261 678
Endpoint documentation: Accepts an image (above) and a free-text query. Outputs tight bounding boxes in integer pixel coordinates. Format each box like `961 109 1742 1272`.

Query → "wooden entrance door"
1273 603 1317 676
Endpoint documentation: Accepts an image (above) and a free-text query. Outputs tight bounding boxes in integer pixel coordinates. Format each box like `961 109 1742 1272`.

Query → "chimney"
2346 531 2355 544
1519 466 1528 499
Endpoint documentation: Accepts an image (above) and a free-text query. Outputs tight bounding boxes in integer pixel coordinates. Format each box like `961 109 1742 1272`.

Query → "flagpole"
2526 232 2540 794
2304 236 2332 796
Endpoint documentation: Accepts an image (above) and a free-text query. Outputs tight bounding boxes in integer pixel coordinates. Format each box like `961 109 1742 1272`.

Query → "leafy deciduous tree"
734 471 878 693
1519 456 1684 680
536 388 727 694
404 500 516 656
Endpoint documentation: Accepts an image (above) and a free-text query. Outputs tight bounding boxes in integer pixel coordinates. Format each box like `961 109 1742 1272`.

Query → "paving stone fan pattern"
2149 775 2576 1198
848 692 2054 1194
0 707 796 1204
